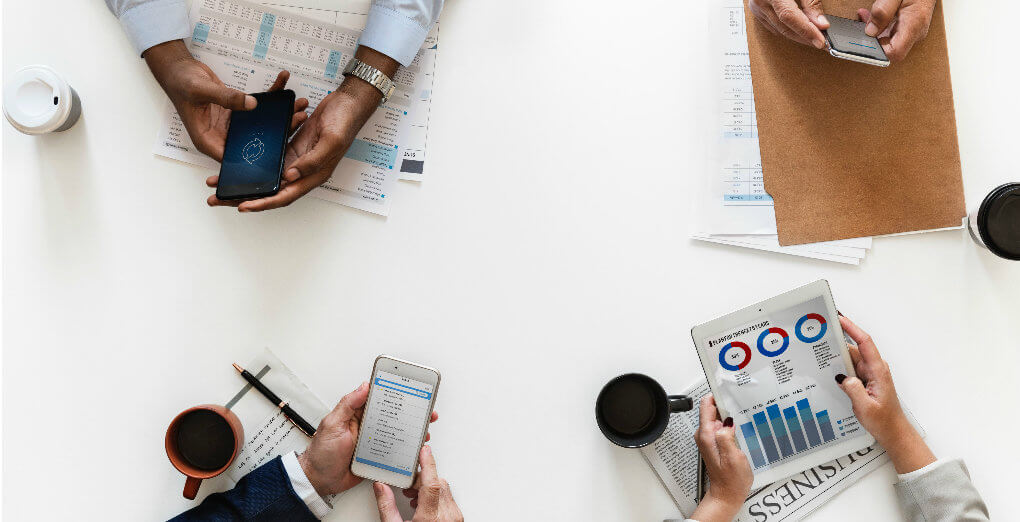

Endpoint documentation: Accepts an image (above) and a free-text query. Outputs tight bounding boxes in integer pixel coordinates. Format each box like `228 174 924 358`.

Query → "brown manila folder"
743 1 965 245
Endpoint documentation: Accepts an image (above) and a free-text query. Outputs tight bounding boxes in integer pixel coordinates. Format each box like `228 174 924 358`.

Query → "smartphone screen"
824 15 888 62
216 90 294 200
354 369 436 478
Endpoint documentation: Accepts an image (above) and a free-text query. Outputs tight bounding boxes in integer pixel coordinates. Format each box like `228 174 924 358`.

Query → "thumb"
837 374 869 406
284 137 343 181
801 0 829 29
417 445 439 484
373 482 404 522
329 381 369 427
198 83 256 111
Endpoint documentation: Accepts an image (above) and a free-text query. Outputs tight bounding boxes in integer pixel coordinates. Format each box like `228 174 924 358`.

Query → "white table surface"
3 0 1019 520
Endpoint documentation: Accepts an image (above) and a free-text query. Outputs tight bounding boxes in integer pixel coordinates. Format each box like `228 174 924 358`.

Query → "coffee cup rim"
595 373 669 448
165 404 243 479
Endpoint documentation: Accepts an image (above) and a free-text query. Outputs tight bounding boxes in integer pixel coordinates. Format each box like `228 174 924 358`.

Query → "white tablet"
691 280 874 488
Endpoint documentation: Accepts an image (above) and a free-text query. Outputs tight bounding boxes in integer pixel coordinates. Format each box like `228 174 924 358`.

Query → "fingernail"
373 482 383 493
835 374 846 384
865 22 878 36
423 445 431 456
817 15 828 26
723 417 733 427
244 95 257 109
359 381 367 390
814 38 824 49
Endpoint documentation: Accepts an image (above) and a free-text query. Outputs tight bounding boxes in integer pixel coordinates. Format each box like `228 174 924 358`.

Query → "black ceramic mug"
595 373 694 448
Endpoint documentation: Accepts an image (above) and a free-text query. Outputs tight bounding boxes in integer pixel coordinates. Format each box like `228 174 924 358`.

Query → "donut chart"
756 327 790 357
719 341 752 371
795 313 827 343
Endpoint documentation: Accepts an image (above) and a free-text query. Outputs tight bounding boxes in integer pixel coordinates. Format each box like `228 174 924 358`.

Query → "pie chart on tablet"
757 327 790 356
795 313 827 343
719 341 752 371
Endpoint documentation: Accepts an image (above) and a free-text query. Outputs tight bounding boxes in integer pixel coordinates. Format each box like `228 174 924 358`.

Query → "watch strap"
342 58 396 104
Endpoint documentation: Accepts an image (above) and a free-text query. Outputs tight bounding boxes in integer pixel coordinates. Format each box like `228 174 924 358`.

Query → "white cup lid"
4 65 73 134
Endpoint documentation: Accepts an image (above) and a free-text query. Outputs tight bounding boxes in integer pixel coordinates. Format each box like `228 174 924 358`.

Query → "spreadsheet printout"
264 0 437 182
152 0 438 215
700 3 779 235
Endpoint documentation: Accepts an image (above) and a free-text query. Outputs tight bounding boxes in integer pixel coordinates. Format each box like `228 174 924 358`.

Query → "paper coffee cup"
4 65 82 135
967 183 1020 261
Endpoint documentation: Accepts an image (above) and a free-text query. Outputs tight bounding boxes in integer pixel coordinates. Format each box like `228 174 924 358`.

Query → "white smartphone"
691 280 874 489
351 356 441 489
823 15 890 67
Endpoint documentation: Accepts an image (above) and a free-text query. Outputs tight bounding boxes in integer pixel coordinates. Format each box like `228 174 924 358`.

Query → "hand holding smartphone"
351 356 441 489
823 15 889 67
216 89 295 200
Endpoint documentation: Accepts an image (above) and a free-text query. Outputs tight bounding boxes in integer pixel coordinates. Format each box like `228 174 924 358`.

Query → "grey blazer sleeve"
895 459 990 522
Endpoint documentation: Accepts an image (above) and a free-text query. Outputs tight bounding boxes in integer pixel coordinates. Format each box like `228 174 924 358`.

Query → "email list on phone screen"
355 371 435 476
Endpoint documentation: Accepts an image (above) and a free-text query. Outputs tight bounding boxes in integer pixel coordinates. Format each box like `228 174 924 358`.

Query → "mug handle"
668 394 694 413
184 476 202 500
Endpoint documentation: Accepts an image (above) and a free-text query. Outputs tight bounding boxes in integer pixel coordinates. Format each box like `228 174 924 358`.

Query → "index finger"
774 0 826 48
838 316 882 365
268 70 290 92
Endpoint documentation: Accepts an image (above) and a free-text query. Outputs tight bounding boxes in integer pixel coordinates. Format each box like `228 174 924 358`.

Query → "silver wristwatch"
342 58 396 104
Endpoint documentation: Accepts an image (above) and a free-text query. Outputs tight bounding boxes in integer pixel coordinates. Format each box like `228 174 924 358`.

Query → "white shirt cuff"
896 457 947 482
357 3 430 67
281 451 333 519
117 0 192 56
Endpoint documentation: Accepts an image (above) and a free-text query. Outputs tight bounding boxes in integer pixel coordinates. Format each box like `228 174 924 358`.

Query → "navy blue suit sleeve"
169 456 319 522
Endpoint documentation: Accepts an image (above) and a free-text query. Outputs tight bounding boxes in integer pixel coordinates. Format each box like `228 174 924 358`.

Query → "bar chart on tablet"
739 397 840 469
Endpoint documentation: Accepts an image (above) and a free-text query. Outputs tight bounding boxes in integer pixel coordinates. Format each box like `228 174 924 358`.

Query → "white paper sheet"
223 348 329 483
692 234 863 265
153 0 438 215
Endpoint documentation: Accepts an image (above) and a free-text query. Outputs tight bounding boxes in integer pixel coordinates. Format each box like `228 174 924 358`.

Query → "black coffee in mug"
596 373 693 448
175 409 237 470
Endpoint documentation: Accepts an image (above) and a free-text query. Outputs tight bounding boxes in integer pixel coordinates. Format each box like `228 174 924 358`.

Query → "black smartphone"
823 15 889 67
216 89 295 200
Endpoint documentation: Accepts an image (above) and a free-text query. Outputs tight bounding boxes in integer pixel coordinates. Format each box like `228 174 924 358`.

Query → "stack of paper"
154 0 438 216
691 3 871 265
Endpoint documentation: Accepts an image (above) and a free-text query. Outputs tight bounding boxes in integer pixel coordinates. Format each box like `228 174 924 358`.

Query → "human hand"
748 0 830 49
208 46 398 212
836 315 934 473
143 40 308 162
297 382 440 497
691 395 753 522
373 446 464 522
856 0 937 62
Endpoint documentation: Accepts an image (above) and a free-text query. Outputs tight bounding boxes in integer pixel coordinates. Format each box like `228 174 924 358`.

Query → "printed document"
691 2 873 263
153 0 438 214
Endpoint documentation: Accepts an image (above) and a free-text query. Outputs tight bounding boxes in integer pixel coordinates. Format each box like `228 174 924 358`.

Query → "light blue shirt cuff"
117 0 192 56
358 3 429 67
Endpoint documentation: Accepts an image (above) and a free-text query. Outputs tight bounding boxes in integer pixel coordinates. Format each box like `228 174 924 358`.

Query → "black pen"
232 363 317 437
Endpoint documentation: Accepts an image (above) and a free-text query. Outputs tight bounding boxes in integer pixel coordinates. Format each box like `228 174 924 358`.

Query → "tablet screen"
698 297 865 472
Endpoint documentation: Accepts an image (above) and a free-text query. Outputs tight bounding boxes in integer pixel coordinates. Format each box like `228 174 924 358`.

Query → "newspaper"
642 379 924 521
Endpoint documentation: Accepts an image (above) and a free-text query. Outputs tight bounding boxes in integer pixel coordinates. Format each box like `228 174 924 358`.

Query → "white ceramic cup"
4 65 82 135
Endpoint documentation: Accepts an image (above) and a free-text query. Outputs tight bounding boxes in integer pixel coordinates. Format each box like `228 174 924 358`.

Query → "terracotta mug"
165 404 244 499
